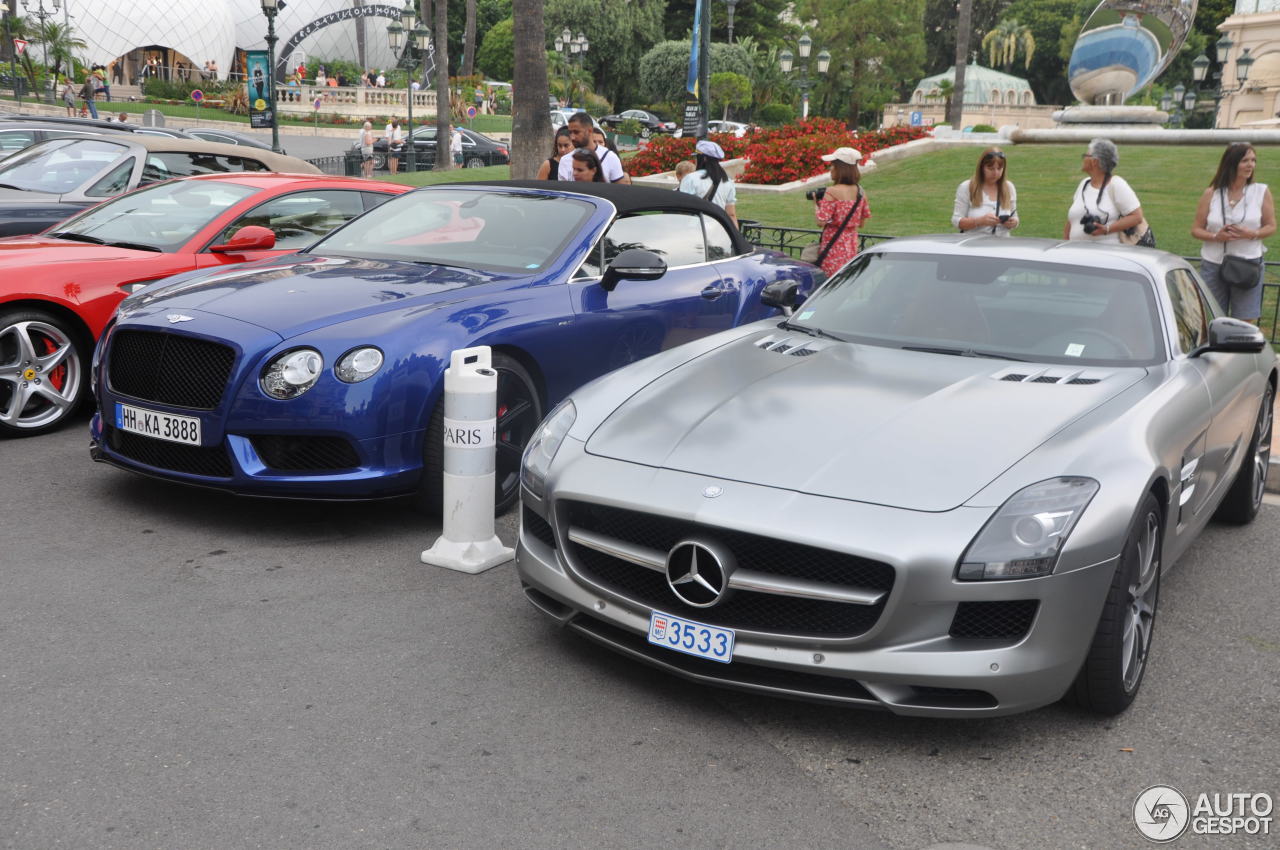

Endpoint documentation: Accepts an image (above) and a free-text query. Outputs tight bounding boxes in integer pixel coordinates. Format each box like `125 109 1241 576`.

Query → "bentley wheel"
418 353 542 516
1214 381 1274 525
0 308 89 437
1069 493 1161 715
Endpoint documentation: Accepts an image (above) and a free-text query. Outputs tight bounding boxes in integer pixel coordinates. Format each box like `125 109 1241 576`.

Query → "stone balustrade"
273 84 438 118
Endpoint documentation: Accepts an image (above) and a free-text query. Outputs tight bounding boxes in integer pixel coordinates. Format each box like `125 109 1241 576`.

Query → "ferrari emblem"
23 368 36 381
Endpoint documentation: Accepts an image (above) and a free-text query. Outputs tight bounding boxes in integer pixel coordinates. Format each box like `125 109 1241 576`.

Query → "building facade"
1217 2 1280 127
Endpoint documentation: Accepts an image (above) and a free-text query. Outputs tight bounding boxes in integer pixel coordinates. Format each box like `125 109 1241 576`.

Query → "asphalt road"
2 418 1278 850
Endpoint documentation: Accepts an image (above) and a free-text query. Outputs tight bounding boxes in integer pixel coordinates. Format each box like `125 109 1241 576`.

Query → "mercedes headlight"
335 346 384 383
958 477 1099 581
520 400 576 499
260 348 324 400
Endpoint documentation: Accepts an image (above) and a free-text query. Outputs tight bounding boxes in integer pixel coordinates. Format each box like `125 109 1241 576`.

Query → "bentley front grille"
105 424 233 478
560 500 895 639
250 435 360 472
107 329 235 410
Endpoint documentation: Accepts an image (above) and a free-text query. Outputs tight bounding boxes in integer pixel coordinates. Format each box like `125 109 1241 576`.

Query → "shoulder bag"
1107 179 1156 248
1218 188 1263 290
801 188 862 265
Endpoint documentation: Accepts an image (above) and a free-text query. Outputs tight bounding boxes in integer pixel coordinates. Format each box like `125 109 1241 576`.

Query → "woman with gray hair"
1064 138 1145 243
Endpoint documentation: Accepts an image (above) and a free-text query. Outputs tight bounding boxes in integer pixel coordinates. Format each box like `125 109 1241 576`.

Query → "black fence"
739 222 1280 344
307 153 362 177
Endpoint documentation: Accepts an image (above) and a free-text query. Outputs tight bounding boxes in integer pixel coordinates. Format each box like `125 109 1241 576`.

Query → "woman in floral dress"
813 147 871 276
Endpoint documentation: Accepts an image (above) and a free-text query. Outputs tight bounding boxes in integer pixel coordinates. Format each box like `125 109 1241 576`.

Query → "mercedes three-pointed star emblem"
665 540 736 608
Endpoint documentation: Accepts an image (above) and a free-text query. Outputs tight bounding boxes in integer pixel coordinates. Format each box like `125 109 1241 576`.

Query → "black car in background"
598 109 676 138
184 127 277 152
353 126 510 170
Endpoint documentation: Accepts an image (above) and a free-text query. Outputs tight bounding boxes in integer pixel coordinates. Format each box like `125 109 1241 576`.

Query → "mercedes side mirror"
600 248 666 292
761 279 800 315
1191 317 1268 357
210 225 276 253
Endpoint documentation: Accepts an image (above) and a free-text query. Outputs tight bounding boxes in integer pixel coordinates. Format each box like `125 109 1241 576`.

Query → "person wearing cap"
679 139 738 227
953 148 1018 236
813 147 871 275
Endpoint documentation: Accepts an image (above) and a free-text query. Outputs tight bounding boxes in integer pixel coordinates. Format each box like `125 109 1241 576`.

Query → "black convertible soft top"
452 179 752 255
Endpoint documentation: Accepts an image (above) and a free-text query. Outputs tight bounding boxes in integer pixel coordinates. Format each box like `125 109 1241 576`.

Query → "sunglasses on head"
984 151 1006 160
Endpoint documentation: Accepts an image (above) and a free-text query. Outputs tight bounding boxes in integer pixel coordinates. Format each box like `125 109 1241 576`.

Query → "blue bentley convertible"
90 181 821 511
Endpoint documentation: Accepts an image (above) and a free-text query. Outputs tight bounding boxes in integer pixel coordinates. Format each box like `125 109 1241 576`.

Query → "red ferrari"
0 172 411 436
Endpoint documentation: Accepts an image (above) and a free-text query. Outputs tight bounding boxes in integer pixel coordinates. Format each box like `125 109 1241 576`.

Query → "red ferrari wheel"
0 308 89 437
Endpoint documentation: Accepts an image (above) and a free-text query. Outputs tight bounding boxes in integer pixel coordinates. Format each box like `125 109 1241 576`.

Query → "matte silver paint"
517 235 1278 717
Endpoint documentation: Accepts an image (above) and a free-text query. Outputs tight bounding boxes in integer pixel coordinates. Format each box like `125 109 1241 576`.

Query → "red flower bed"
627 132 749 177
628 119 932 186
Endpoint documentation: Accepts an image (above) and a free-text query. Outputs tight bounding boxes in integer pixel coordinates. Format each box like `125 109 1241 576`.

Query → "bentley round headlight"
335 346 384 383
260 348 324 399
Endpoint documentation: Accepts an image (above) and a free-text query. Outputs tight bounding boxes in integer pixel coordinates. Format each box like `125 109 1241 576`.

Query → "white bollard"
420 346 514 574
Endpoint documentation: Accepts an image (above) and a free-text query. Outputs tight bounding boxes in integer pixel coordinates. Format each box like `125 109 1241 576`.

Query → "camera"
1080 213 1104 235
805 187 826 202
998 213 1012 223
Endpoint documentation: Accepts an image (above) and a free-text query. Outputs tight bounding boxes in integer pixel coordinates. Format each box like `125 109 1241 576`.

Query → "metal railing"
738 222 1280 344
307 153 359 176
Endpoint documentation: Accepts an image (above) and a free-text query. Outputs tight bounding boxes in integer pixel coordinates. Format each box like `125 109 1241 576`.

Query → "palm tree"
3 14 40 92
982 19 1035 71
37 20 87 81
510 0 551 178
948 0 972 126
461 0 477 77
434 0 451 170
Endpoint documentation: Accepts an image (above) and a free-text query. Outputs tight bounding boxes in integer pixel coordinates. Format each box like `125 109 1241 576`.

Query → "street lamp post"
21 0 60 103
720 0 738 44
387 0 428 172
260 0 282 153
1189 33 1254 129
778 33 830 120
1160 84 1198 128
553 28 588 109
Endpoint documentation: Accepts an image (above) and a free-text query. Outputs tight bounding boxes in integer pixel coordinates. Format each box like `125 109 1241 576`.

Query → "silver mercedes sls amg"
515 235 1276 718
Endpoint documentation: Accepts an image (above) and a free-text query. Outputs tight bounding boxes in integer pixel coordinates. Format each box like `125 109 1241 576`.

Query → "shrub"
618 118 645 138
758 102 794 125
627 132 751 176
971 123 997 133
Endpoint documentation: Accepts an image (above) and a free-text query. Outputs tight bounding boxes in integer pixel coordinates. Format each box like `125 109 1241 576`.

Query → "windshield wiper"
901 345 1027 362
0 183 26 191
779 320 844 341
106 241 162 252
49 231 105 244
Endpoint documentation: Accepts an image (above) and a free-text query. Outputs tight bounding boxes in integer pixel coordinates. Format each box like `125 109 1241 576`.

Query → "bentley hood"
584 332 1146 512
123 254 529 338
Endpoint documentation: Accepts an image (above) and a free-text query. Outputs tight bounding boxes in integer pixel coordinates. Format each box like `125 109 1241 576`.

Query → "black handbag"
1218 189 1262 290
1220 254 1262 290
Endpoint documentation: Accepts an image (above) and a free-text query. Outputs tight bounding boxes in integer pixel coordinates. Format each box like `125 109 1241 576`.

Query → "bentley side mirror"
761 279 799 315
600 248 666 292
210 225 276 254
1190 317 1268 357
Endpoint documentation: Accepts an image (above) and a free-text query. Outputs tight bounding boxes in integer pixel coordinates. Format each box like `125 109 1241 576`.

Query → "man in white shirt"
450 126 464 167
385 120 403 174
557 112 626 183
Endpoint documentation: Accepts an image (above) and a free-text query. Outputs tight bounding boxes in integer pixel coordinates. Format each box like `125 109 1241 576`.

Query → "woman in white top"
952 148 1018 236
1064 138 1144 244
358 121 377 179
384 119 404 174
678 139 737 227
1191 143 1277 322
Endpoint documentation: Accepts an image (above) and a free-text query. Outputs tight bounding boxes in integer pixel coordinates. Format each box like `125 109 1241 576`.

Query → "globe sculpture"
1068 0 1198 105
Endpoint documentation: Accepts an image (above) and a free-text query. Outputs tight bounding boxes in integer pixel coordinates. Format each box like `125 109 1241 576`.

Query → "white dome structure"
72 0 236 79
61 0 406 82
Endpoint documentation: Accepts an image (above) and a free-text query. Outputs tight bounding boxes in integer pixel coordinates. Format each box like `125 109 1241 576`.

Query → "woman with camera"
811 147 871 275
953 148 1018 236
1191 143 1275 323
1065 138 1144 243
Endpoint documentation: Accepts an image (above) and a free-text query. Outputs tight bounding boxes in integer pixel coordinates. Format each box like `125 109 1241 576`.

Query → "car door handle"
701 284 732 300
